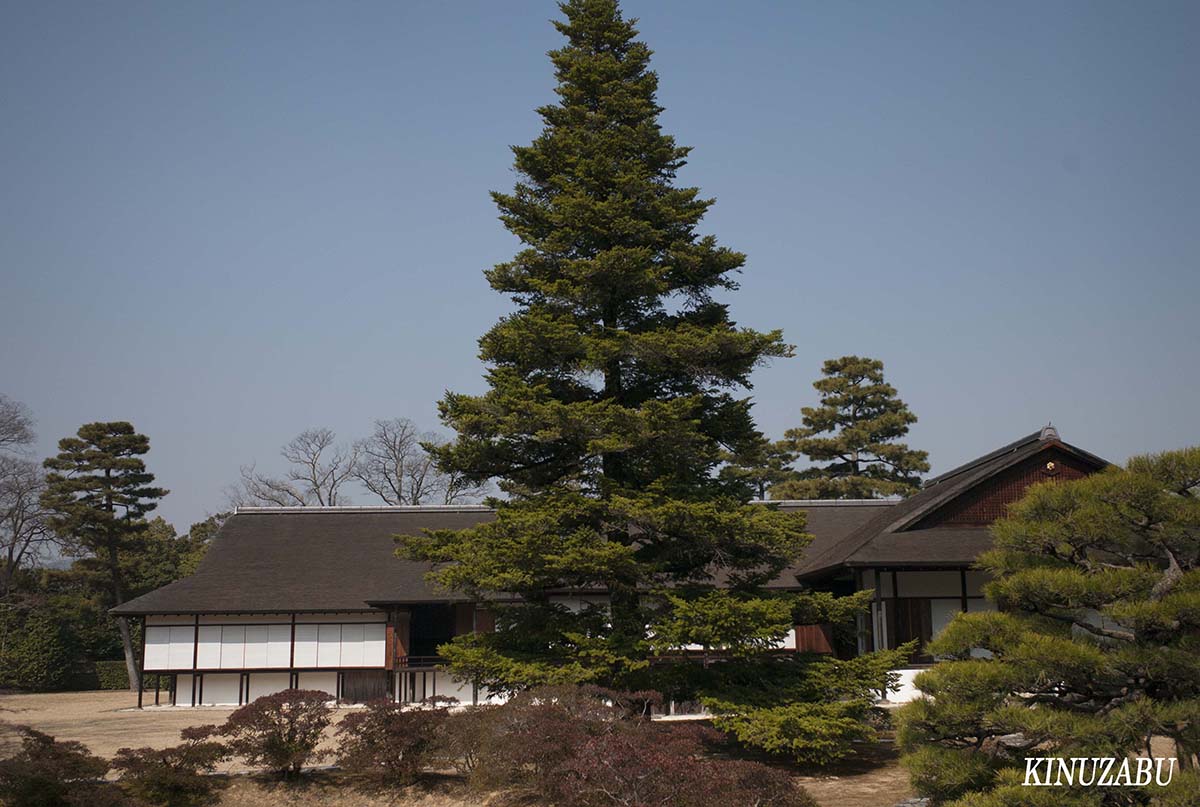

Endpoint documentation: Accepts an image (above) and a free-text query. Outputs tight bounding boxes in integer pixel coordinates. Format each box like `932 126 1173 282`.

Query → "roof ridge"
923 429 1042 487
234 505 494 514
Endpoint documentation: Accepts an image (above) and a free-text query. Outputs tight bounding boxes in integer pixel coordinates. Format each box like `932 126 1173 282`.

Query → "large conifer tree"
400 1 909 763
401 0 802 685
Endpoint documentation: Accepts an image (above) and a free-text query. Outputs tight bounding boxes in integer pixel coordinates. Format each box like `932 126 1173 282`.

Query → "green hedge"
92 660 165 691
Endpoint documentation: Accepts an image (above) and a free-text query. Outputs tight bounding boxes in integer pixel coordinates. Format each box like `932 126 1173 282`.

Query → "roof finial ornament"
1040 422 1059 441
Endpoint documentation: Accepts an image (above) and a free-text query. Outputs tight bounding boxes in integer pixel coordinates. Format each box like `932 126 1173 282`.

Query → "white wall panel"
144 627 170 670
196 626 221 668
317 624 341 667
220 626 245 669
199 673 240 706
168 626 195 669
267 625 291 667
293 625 318 667
297 671 336 699
363 623 385 666
930 600 963 642
247 672 291 701
243 626 269 668
177 674 194 705
339 625 364 667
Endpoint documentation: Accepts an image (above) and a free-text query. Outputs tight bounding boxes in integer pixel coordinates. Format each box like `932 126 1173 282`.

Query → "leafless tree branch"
0 394 35 456
0 456 56 596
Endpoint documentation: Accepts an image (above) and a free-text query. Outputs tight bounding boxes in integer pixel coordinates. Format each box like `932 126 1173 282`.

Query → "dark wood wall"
916 447 1096 528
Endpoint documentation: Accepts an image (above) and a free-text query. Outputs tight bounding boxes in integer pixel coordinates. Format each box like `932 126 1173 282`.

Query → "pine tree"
398 1 907 761
772 355 929 499
41 422 166 693
897 447 1200 806
719 437 798 500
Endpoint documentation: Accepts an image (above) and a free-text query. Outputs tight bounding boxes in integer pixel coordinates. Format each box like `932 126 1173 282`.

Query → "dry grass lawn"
0 690 914 807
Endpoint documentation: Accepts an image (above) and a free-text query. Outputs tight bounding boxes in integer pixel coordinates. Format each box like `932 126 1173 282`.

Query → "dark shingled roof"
112 507 495 615
792 429 1108 579
112 501 890 615
112 429 1107 615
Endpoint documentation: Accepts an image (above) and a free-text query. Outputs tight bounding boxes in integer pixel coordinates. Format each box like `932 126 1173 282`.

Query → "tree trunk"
116 615 140 694
107 541 139 693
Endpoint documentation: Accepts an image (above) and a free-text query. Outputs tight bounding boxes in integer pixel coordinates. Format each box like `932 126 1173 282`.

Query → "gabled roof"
111 507 494 615
792 427 1108 579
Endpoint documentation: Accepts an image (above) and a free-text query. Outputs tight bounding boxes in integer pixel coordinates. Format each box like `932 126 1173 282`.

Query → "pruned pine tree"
772 355 929 499
719 437 798 500
41 422 167 692
897 447 1200 806
398 0 908 764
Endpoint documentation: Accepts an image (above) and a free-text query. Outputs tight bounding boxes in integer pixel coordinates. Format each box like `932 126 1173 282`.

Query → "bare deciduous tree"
353 418 486 505
0 394 35 455
0 456 54 596
230 428 359 507
0 395 51 594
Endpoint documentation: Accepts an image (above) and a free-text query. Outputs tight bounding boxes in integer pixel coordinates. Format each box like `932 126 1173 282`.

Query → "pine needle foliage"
896 446 1200 805
772 356 929 499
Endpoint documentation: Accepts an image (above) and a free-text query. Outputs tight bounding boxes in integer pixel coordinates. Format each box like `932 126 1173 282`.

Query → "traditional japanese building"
113 425 1107 706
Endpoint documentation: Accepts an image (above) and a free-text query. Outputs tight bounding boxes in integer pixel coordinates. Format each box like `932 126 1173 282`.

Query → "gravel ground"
0 690 914 807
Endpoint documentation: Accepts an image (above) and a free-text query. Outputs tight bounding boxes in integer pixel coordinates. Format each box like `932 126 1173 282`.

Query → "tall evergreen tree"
41 422 166 693
897 447 1200 806
400 0 907 762
718 437 798 500
772 355 929 499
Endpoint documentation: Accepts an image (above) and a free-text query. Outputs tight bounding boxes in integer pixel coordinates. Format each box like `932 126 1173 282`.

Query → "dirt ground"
0 691 914 807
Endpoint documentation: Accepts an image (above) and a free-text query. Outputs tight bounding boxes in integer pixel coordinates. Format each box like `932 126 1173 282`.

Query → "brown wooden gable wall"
915 447 1095 528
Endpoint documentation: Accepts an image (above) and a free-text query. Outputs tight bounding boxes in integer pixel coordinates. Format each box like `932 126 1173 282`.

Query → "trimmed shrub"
336 699 450 786
0 726 122 807
0 608 78 691
219 689 332 778
92 660 165 691
113 725 227 807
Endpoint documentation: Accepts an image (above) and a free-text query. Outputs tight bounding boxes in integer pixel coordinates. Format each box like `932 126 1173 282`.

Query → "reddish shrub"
480 685 618 791
0 726 120 807
219 689 332 778
431 705 503 778
113 725 227 807
557 722 816 807
336 699 449 786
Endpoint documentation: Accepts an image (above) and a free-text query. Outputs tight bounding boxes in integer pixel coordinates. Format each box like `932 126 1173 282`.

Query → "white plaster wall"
247 672 291 701
930 600 963 642
220 627 245 668
297 671 337 699
196 626 221 668
294 625 318 666
143 626 197 671
199 673 240 706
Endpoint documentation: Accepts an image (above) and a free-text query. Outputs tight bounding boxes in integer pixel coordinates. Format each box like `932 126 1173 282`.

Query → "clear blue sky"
2 0 1197 531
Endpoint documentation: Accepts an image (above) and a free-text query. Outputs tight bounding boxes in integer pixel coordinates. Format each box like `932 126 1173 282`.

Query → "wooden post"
394 610 411 664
